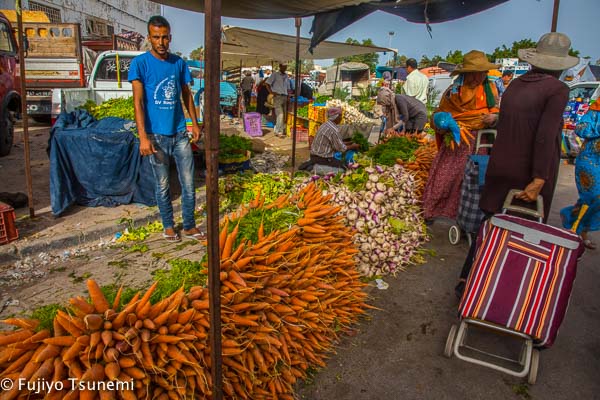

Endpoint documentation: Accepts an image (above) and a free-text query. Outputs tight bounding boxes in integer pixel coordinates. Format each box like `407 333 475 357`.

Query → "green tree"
189 47 204 61
490 39 536 61
334 38 380 72
289 59 315 75
387 54 407 67
430 55 443 67
445 50 464 65
419 55 431 68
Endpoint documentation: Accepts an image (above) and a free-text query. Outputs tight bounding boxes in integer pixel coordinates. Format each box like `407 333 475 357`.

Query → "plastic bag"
433 112 461 144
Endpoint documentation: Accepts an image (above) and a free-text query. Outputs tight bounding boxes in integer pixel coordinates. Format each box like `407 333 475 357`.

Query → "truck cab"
0 11 21 156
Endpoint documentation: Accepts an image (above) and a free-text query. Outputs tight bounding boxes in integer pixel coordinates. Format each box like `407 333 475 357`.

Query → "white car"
567 81 600 102
427 74 453 108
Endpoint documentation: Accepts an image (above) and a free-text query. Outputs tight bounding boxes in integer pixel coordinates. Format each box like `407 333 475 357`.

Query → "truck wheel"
0 109 15 157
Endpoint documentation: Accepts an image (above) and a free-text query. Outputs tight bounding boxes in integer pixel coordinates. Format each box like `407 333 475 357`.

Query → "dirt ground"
1 120 598 399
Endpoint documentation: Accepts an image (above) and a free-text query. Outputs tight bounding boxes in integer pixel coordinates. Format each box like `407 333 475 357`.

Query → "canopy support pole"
291 17 301 174
239 59 243 116
332 60 340 98
16 0 34 218
551 0 560 32
204 0 223 398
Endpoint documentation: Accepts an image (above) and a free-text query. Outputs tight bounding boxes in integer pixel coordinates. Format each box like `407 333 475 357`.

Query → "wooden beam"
551 0 560 32
204 0 223 398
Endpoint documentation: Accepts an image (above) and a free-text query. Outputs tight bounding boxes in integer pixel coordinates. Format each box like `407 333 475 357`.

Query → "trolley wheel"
444 325 457 358
466 232 473 247
528 349 540 385
448 225 461 245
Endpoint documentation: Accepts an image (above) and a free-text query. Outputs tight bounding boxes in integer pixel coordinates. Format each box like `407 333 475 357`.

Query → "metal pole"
204 0 222 398
16 0 34 218
291 17 301 174
332 60 340 97
551 0 560 32
239 59 243 116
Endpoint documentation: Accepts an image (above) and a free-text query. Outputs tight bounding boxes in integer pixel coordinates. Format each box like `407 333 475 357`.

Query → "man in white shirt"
265 63 291 138
404 58 429 105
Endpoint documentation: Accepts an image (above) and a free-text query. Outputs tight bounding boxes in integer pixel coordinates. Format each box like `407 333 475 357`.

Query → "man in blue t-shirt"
129 15 203 243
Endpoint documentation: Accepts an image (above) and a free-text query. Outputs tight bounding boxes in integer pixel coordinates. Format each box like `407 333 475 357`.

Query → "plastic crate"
0 202 18 245
243 112 263 137
218 150 252 174
309 120 322 137
294 127 309 143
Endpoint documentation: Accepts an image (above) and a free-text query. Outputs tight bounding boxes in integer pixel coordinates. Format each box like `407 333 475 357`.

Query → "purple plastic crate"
243 112 263 137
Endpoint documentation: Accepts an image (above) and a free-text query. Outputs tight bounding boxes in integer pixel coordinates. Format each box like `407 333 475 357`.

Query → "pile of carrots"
0 183 370 400
392 133 438 198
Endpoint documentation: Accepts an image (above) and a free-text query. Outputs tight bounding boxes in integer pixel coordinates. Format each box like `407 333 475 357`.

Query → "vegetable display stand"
243 112 263 137
0 202 18 245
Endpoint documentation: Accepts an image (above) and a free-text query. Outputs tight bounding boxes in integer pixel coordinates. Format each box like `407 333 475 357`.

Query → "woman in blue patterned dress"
561 101 600 250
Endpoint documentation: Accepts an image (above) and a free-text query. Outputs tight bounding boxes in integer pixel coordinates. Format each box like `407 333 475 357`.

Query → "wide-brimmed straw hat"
518 32 579 71
450 50 500 76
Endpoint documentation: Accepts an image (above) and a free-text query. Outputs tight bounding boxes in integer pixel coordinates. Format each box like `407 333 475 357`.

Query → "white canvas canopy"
151 0 368 18
221 25 394 65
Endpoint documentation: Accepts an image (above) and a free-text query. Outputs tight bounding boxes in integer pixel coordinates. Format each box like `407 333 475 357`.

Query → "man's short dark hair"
502 70 514 77
406 58 418 69
148 15 170 32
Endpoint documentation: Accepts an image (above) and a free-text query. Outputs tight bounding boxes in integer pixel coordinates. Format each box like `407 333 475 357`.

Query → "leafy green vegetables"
351 132 370 152
79 97 135 121
367 136 420 166
219 135 253 161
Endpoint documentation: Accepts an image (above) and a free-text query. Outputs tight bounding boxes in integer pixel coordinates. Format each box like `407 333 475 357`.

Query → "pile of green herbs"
228 206 301 247
351 132 370 152
367 136 420 166
218 172 294 212
219 134 253 161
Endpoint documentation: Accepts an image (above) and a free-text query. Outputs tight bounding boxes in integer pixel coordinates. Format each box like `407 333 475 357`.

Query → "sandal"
182 229 207 241
583 239 597 250
163 232 181 242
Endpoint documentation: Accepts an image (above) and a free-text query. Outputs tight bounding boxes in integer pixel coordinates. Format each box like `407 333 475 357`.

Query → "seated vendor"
310 107 360 174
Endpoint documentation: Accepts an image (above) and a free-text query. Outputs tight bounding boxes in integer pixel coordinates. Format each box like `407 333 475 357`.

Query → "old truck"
2 10 86 122
51 50 142 122
0 11 21 156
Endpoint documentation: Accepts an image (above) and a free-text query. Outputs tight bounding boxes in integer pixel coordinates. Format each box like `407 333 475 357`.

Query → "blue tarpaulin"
49 110 156 216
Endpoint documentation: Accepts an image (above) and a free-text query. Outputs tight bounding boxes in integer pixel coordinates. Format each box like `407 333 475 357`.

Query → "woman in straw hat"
455 32 579 298
422 50 500 222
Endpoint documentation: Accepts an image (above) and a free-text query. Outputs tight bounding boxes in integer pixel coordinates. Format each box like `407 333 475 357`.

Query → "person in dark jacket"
394 94 427 133
455 32 579 298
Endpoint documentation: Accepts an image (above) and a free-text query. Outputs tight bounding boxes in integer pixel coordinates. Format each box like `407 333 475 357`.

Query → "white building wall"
8 0 161 36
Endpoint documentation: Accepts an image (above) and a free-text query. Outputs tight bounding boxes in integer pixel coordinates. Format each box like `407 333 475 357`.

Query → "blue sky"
163 0 599 67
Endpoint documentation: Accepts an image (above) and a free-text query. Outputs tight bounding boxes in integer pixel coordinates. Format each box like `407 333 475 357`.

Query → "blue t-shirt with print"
128 52 191 136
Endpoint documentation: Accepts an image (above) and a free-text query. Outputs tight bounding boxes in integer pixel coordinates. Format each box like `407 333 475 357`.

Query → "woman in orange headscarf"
422 50 500 221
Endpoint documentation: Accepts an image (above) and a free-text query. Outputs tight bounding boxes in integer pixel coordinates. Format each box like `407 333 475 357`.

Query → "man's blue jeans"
147 131 196 231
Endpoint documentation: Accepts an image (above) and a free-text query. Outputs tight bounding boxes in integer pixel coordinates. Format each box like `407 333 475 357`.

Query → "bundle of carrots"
393 134 438 198
0 183 370 400
445 126 475 151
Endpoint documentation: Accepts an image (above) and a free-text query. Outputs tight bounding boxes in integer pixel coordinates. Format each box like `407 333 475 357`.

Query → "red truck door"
0 12 21 156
